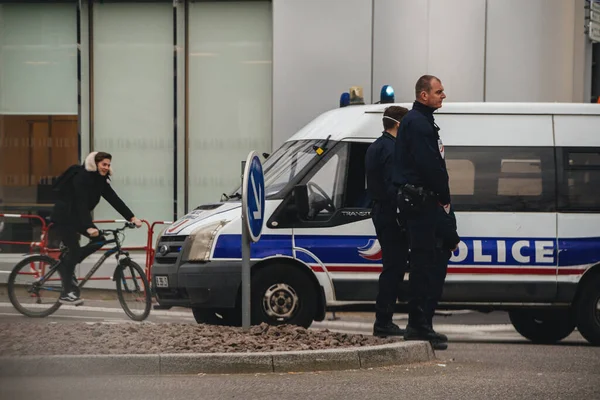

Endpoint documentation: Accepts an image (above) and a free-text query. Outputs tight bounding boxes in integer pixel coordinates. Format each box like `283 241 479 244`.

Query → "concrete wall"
272 0 373 148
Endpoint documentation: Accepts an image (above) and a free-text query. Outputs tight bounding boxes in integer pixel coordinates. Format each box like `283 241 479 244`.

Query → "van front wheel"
508 310 576 344
251 265 317 328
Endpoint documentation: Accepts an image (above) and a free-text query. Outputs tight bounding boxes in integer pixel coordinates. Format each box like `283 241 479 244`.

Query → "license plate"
155 276 169 288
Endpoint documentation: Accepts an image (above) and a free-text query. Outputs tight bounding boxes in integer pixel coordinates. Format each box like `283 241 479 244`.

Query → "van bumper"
152 261 242 309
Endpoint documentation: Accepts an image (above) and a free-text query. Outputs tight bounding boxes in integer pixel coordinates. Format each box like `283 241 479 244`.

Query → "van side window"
305 144 348 218
342 142 371 208
558 148 600 211
498 159 543 196
445 147 555 212
446 159 475 195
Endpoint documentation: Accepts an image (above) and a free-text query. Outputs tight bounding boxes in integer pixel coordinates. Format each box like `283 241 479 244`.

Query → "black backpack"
51 164 84 195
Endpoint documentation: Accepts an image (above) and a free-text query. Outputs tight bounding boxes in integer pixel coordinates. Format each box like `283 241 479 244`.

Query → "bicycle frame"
76 242 130 289
36 232 130 289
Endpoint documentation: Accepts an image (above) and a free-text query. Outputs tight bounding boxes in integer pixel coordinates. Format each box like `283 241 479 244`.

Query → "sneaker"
59 292 84 306
373 321 405 338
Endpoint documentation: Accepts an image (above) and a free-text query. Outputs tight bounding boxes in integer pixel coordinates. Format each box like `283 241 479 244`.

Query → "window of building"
0 3 79 252
92 2 174 247
188 1 272 208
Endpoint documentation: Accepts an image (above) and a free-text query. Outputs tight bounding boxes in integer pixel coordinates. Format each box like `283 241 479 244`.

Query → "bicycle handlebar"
99 222 136 236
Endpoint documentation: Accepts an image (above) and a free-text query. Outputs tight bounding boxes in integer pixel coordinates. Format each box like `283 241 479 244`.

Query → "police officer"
394 75 457 350
365 105 410 337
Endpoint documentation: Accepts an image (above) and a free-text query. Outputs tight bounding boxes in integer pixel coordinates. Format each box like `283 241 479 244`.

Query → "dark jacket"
394 101 451 205
51 153 134 233
437 205 460 250
365 132 397 215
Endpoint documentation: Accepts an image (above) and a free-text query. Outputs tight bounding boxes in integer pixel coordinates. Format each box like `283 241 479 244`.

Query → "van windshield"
227 139 327 200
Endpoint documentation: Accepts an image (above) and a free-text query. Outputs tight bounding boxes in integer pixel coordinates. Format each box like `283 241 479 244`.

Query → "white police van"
152 98 600 346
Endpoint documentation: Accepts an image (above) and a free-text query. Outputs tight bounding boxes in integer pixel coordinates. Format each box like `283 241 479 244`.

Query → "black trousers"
372 207 409 323
54 224 105 295
426 244 451 327
405 201 450 329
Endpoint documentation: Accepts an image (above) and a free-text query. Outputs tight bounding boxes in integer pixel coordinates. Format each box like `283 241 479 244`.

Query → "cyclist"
50 151 142 305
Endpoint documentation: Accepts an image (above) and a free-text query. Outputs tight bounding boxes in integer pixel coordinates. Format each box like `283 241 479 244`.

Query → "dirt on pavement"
0 322 396 356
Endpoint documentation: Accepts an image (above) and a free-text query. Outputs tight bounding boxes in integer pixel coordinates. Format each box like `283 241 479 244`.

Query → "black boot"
373 320 405 338
404 325 448 350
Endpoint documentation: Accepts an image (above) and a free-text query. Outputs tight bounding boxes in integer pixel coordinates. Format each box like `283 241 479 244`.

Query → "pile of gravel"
0 322 395 356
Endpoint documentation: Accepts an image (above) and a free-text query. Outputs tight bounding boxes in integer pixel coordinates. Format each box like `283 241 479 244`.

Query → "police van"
152 95 600 346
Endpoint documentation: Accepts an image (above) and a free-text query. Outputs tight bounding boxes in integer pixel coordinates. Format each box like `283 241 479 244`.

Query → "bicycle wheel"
115 259 151 321
7 255 63 318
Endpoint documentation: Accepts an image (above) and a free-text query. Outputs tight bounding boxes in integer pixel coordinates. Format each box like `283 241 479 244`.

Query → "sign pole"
241 151 265 331
241 212 251 330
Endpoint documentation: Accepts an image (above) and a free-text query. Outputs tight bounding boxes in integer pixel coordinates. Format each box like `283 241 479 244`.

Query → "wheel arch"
235 256 327 322
573 263 600 308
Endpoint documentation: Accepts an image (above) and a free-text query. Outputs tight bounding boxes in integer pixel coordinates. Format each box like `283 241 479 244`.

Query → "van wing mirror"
294 184 309 219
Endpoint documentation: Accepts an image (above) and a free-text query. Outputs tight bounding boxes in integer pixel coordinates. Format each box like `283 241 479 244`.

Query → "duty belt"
397 184 436 209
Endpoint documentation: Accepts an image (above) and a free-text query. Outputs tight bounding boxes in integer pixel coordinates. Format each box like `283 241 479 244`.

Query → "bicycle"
7 222 152 321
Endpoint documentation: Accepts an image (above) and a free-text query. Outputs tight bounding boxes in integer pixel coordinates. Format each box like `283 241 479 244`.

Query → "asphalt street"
1 294 598 400
1 340 598 400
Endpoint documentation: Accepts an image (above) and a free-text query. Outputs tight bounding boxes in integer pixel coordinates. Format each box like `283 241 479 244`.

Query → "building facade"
0 0 598 249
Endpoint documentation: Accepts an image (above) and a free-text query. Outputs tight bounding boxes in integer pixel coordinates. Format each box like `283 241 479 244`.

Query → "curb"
0 341 435 376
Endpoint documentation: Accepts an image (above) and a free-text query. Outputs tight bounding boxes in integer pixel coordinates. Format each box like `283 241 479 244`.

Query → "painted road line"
311 320 515 333
0 302 192 317
0 312 112 321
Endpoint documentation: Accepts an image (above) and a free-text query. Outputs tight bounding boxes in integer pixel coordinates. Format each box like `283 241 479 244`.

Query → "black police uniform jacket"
51 152 134 233
393 101 451 205
365 131 398 216
437 205 460 250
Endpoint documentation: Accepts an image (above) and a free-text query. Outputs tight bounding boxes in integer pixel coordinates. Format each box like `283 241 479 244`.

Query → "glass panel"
92 2 174 246
0 4 78 253
568 151 600 167
447 159 475 195
304 144 348 219
188 1 272 208
228 140 323 200
565 170 600 209
497 158 542 196
0 3 77 114
562 149 600 210
445 146 555 212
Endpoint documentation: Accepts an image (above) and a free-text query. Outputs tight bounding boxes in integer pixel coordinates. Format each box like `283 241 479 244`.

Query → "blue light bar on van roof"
380 85 394 104
340 92 350 107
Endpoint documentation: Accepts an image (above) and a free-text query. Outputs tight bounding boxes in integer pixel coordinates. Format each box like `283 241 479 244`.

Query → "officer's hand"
441 203 451 214
87 228 99 237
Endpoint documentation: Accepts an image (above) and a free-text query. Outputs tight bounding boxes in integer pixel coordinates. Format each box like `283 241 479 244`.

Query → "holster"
397 184 435 213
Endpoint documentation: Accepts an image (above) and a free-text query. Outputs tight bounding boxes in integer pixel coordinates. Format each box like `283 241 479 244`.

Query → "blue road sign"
242 151 265 242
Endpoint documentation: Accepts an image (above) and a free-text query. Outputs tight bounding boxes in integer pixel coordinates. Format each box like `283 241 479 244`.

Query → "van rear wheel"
251 264 316 328
575 274 600 346
508 309 576 344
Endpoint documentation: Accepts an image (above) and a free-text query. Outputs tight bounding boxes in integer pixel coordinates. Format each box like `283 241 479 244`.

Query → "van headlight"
154 225 169 251
181 220 227 262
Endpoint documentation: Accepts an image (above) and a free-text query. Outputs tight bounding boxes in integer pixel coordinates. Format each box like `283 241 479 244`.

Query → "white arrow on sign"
250 171 262 219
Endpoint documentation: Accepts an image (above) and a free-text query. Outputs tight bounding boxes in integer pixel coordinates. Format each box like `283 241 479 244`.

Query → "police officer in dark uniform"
394 75 458 350
365 105 410 337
